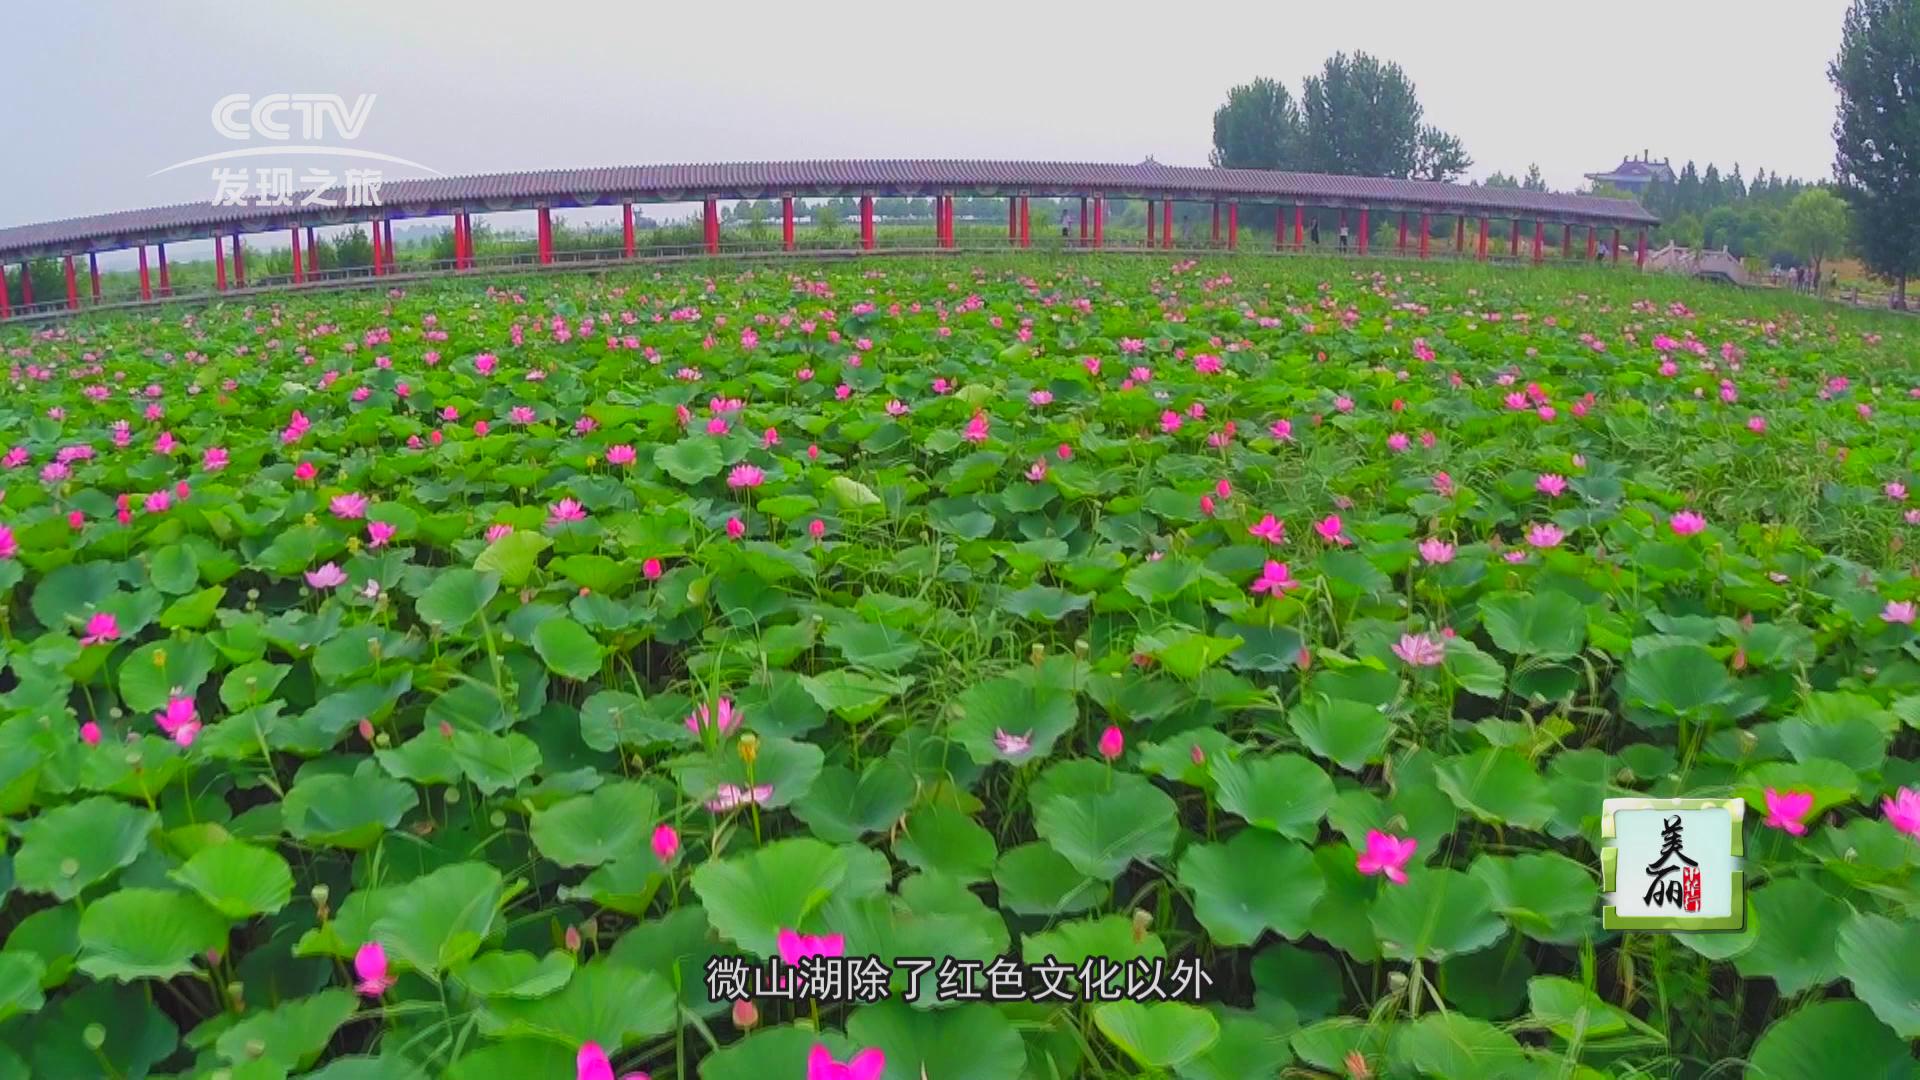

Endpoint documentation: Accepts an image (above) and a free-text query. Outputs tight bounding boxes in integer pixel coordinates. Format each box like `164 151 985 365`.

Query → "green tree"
1299 52 1461 179
1414 128 1472 182
1522 164 1547 192
1210 77 1301 170
1666 212 1705 249
1783 188 1850 280
1830 0 1920 307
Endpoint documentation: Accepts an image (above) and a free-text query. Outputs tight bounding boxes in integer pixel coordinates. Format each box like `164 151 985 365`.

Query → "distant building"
1584 151 1676 195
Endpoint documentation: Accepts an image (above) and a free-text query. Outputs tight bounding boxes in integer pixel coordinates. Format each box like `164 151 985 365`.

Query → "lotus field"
3 254 1920 1080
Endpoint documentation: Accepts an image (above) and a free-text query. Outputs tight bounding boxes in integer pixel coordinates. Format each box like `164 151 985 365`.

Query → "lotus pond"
1 255 1918 1080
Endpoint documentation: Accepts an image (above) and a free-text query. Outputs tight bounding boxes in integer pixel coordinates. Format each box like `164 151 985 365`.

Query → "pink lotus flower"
548 498 588 527
1026 460 1048 481
1250 561 1299 596
777 928 845 966
0 526 15 560
1670 511 1706 537
1418 538 1455 565
1763 788 1814 836
155 696 201 746
80 721 101 746
1314 515 1351 546
727 464 765 489
643 558 663 580
1391 632 1445 668
725 517 746 540
1386 432 1410 453
354 942 393 996
474 353 497 375
1747 415 1768 434
1248 514 1285 544
963 412 990 443
485 524 514 543
1270 418 1294 441
686 698 740 738
652 824 680 863
993 728 1033 757
330 493 368 520
1356 830 1418 884
807 1045 885 1080
1536 473 1566 497
575 1042 648 1080
79 611 120 645
1525 523 1565 549
1877 786 1920 840
367 521 396 548
1029 389 1053 406
808 519 826 540
1098 725 1124 760
706 784 773 812
1889 482 1909 502
1882 601 1917 626
606 445 637 466
294 461 317 482
203 447 229 471
306 563 348 589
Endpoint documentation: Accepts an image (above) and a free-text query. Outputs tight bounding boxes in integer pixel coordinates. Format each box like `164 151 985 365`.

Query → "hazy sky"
1 0 1851 232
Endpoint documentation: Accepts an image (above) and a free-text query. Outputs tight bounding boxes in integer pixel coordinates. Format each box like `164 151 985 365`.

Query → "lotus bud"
310 883 330 921
1074 639 1090 660
1738 730 1758 753
1130 908 1152 944
445 788 461 804
732 998 760 1030
1190 743 1206 766
373 731 391 747
82 1024 106 1050
1345 1050 1372 1079
1387 970 1408 990
738 733 760 766
358 718 376 742
243 1039 266 1059
1030 642 1046 666
565 926 582 953
490 810 507 828
227 982 245 1012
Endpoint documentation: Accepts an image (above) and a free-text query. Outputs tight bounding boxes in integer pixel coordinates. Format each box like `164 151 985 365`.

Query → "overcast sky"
1 0 1850 232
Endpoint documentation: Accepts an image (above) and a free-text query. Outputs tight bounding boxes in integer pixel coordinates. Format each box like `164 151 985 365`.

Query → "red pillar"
1612 228 1622 264
1398 212 1408 253
1510 220 1521 258
1478 217 1489 260
291 228 304 283
306 227 318 271
1163 200 1174 249
1532 220 1544 263
1561 223 1572 259
1079 197 1088 243
88 253 100 301
0 264 9 318
1586 225 1596 261
138 246 152 300
1358 208 1369 255
1418 213 1430 259
708 199 723 255
623 203 636 258
371 220 384 275
860 196 874 250
539 208 554 263
1146 200 1156 247
382 221 394 272
157 245 170 296
1227 203 1238 250
63 256 78 310
214 236 227 290
1211 202 1221 245
1291 204 1302 249
1636 228 1647 268
1093 197 1104 247
1019 197 1030 248
781 198 794 252
1009 198 1018 244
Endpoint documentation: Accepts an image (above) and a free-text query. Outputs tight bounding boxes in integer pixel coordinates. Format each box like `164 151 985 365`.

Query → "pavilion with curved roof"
0 159 1659 319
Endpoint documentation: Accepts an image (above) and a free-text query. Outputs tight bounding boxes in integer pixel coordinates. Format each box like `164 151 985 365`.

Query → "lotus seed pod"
82 1024 106 1049
445 788 461 804
1387 970 1408 990
739 733 760 766
490 810 507 828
